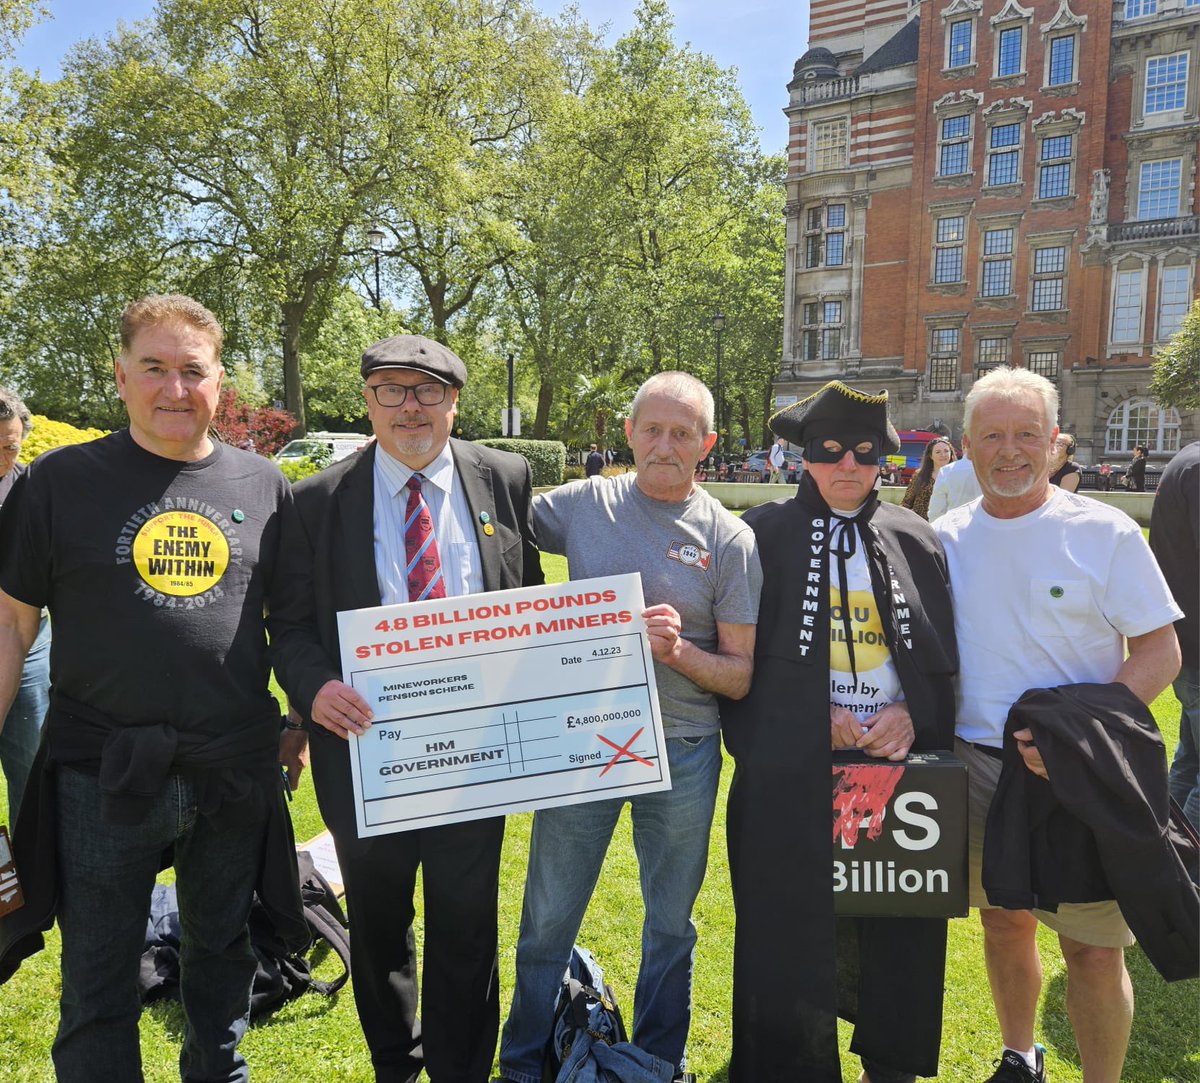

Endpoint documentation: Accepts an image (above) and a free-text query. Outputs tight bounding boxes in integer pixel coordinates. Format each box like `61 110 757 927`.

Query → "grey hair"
964 367 1059 436
0 386 33 436
628 372 715 436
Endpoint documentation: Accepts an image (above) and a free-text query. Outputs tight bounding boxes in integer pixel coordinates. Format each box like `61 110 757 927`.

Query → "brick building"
776 0 1198 464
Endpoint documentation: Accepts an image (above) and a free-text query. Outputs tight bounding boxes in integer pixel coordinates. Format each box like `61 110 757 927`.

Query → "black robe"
722 474 958 1081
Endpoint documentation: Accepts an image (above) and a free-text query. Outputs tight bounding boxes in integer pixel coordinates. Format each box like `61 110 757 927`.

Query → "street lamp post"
366 226 385 310
711 311 725 471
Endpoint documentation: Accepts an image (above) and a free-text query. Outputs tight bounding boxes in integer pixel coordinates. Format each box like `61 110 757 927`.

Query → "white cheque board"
338 573 669 836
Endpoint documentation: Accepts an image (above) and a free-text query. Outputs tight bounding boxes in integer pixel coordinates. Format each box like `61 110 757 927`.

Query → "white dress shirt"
372 442 483 604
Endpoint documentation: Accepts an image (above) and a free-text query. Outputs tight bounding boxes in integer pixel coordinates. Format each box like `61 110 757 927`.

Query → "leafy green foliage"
1150 299 1200 412
475 437 565 485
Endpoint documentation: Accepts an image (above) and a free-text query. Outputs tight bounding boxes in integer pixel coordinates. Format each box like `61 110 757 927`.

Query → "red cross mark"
597 727 654 776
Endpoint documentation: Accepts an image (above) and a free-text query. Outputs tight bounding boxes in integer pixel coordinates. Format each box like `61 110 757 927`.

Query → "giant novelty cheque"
338 573 669 837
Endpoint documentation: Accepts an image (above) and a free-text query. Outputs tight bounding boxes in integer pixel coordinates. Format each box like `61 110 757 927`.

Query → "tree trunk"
534 378 554 439
281 303 306 435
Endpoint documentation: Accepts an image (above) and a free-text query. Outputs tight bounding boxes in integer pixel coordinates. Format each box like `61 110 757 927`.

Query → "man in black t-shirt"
585 442 604 477
0 295 304 1082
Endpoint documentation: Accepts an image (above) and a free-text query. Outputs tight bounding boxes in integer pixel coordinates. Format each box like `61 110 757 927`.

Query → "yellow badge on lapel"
483 523 495 536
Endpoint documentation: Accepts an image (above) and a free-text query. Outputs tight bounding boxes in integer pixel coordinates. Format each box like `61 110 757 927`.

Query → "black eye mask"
804 432 881 466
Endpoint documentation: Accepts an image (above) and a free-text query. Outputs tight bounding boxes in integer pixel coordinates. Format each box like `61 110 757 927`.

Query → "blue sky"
14 0 809 151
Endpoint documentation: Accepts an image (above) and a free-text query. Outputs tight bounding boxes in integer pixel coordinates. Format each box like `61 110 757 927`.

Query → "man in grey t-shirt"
498 372 762 1083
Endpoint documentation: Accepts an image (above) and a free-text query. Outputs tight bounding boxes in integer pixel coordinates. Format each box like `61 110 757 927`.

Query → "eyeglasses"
367 382 448 408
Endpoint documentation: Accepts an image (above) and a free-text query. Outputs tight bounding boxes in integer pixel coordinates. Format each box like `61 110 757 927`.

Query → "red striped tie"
404 474 445 601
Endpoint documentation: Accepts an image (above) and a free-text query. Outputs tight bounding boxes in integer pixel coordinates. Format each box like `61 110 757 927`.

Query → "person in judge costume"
722 381 958 1083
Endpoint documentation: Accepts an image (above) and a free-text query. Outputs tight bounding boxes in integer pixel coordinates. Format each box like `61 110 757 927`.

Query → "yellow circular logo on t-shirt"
132 511 230 597
829 587 891 671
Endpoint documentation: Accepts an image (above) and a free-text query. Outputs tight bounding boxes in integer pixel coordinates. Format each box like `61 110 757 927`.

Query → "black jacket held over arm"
984 681 1199 982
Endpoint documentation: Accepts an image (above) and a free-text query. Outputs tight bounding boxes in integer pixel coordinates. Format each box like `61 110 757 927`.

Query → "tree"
211 387 296 455
25 0 555 431
1150 298 1200 412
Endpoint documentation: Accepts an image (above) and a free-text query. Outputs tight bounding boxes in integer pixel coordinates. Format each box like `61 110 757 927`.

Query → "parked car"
741 448 804 481
274 432 370 466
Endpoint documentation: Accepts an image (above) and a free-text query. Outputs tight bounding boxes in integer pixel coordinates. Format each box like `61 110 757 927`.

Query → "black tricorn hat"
769 380 900 453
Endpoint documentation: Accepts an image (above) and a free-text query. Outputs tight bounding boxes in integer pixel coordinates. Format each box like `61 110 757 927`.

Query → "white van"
274 432 370 466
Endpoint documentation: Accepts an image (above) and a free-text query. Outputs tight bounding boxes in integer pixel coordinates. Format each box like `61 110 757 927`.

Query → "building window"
1137 159 1182 219
939 114 972 176
933 216 966 283
1037 134 1073 198
1106 398 1180 454
812 119 849 171
981 228 1014 296
1047 35 1076 86
1158 265 1192 341
929 329 961 390
1111 268 1144 344
996 26 1024 77
802 300 843 361
987 123 1022 185
1124 0 1157 17
1031 246 1066 311
977 336 1010 369
1027 350 1060 378
1146 54 1188 114
804 204 846 268
948 20 974 68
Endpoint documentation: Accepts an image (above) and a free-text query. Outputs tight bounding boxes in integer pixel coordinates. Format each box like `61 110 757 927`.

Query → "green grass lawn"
1 547 1196 1081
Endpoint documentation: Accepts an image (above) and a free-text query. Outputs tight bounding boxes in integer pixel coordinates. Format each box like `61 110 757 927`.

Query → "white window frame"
947 18 976 69
985 119 1024 187
980 227 1015 297
811 118 849 172
1136 159 1183 221
1145 53 1189 116
1106 398 1181 454
1030 245 1067 312
994 25 1026 78
1036 131 1074 199
803 204 848 269
1110 266 1145 345
932 215 967 283
1124 0 1158 20
1045 33 1077 87
1156 264 1193 342
938 113 974 177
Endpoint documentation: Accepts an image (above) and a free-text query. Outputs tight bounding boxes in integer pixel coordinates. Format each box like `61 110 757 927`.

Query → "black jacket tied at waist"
0 692 307 984
983 681 1199 982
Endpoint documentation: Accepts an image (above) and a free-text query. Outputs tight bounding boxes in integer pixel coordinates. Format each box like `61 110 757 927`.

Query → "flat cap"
769 380 900 453
361 334 467 387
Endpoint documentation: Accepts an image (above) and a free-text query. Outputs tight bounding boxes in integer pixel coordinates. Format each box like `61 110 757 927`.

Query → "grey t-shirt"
533 474 762 737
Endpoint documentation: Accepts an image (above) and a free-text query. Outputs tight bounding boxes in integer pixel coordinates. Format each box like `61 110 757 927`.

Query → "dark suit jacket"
270 438 543 837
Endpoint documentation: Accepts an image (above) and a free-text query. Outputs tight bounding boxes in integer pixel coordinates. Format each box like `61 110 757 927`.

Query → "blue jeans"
1168 665 1200 833
499 734 722 1083
54 766 268 1083
0 614 50 823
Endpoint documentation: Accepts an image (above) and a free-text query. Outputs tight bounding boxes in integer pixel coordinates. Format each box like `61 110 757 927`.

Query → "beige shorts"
956 736 1135 949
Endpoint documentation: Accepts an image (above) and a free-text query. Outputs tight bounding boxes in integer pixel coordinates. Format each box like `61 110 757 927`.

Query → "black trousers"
331 815 506 1083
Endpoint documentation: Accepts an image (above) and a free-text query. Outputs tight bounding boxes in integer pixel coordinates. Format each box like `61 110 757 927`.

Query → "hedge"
475 438 566 486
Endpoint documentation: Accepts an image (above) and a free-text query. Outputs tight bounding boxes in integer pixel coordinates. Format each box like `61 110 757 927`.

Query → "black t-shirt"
0 431 289 734
0 461 24 508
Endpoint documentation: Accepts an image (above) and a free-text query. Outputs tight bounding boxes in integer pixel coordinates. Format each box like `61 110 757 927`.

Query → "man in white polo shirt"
933 367 1181 1083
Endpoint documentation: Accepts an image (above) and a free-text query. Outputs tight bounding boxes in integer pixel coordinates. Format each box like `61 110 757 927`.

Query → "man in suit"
272 334 543 1083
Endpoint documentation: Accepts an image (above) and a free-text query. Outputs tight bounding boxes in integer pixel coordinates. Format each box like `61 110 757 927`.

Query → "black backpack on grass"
139 850 351 1018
